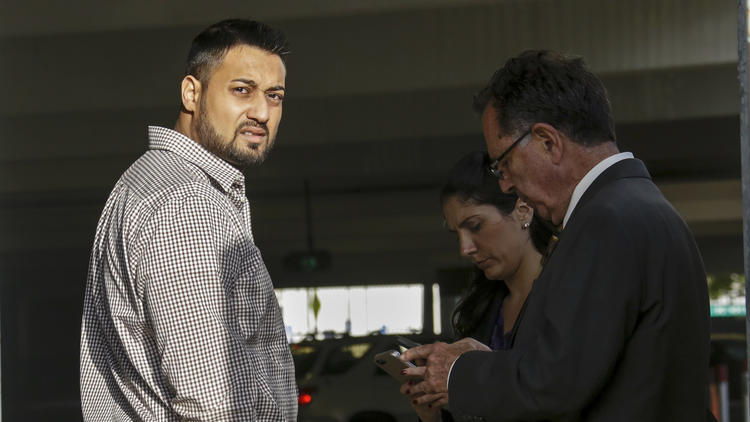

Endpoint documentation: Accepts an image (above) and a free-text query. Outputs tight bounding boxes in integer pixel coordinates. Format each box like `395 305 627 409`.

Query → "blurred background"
0 0 747 420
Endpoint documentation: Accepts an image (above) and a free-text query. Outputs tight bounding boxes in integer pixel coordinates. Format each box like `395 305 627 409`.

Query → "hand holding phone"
373 349 422 384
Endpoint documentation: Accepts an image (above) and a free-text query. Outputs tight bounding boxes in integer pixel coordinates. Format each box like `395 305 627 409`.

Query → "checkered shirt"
80 126 297 421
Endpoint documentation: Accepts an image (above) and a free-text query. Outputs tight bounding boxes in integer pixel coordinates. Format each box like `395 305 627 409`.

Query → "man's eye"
234 87 249 94
268 92 284 102
469 223 481 233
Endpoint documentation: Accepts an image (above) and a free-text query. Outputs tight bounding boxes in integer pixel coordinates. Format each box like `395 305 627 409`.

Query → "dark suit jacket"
448 159 711 422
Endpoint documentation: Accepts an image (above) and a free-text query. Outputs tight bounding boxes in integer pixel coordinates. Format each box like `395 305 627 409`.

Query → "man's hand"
400 338 490 398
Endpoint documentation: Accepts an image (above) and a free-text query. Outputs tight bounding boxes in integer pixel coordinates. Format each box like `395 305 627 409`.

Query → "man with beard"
80 19 297 421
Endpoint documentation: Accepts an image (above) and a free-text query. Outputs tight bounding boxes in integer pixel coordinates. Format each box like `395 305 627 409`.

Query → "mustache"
236 120 268 136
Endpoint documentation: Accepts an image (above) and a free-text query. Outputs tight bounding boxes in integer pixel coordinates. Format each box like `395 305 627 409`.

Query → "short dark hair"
441 151 554 338
474 50 616 146
185 19 290 84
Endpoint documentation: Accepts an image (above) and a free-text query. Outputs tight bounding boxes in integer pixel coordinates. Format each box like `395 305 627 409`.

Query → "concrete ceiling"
0 0 511 37
0 0 744 280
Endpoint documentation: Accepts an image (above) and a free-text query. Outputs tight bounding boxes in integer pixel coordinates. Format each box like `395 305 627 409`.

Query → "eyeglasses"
487 129 531 180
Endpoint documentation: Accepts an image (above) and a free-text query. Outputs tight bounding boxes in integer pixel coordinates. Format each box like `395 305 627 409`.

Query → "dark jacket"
448 159 711 422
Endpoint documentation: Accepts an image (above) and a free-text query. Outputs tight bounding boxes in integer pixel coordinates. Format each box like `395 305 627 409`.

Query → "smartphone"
373 349 421 384
395 336 421 353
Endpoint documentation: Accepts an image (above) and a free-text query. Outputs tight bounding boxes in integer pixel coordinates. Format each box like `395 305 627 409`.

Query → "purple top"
488 303 514 350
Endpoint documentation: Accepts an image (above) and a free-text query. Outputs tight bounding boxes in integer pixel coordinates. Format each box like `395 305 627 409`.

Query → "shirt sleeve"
137 193 279 421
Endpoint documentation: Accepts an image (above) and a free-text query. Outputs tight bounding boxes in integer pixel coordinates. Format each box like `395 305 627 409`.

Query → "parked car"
292 333 444 422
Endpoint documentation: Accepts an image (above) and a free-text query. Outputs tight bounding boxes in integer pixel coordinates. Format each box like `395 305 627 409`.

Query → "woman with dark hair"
405 151 554 422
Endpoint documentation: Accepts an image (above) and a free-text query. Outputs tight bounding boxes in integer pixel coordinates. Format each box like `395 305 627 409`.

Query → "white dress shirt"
562 152 634 228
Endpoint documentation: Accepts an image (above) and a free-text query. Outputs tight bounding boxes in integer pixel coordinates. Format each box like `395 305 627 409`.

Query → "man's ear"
532 123 564 164
180 75 202 113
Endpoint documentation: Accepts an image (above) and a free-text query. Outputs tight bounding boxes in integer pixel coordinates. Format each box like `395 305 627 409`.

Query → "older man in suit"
402 50 711 421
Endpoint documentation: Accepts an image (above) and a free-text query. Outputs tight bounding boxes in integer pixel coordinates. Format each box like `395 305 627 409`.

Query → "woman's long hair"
441 151 553 338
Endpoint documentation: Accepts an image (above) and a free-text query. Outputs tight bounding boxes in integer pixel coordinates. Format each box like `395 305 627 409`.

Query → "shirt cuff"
446 354 460 390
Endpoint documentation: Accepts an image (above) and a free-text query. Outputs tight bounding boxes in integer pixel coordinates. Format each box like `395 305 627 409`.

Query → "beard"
195 101 275 167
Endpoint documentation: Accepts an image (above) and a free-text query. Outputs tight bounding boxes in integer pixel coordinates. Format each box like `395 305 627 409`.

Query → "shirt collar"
562 151 634 228
147 126 245 194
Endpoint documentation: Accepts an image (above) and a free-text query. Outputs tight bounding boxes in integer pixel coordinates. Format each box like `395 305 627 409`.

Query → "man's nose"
246 92 270 123
498 178 515 194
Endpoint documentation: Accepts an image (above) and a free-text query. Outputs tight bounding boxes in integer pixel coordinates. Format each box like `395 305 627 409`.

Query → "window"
276 284 426 342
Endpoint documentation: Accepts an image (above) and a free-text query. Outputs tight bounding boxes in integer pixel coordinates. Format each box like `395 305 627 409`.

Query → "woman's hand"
400 379 447 422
